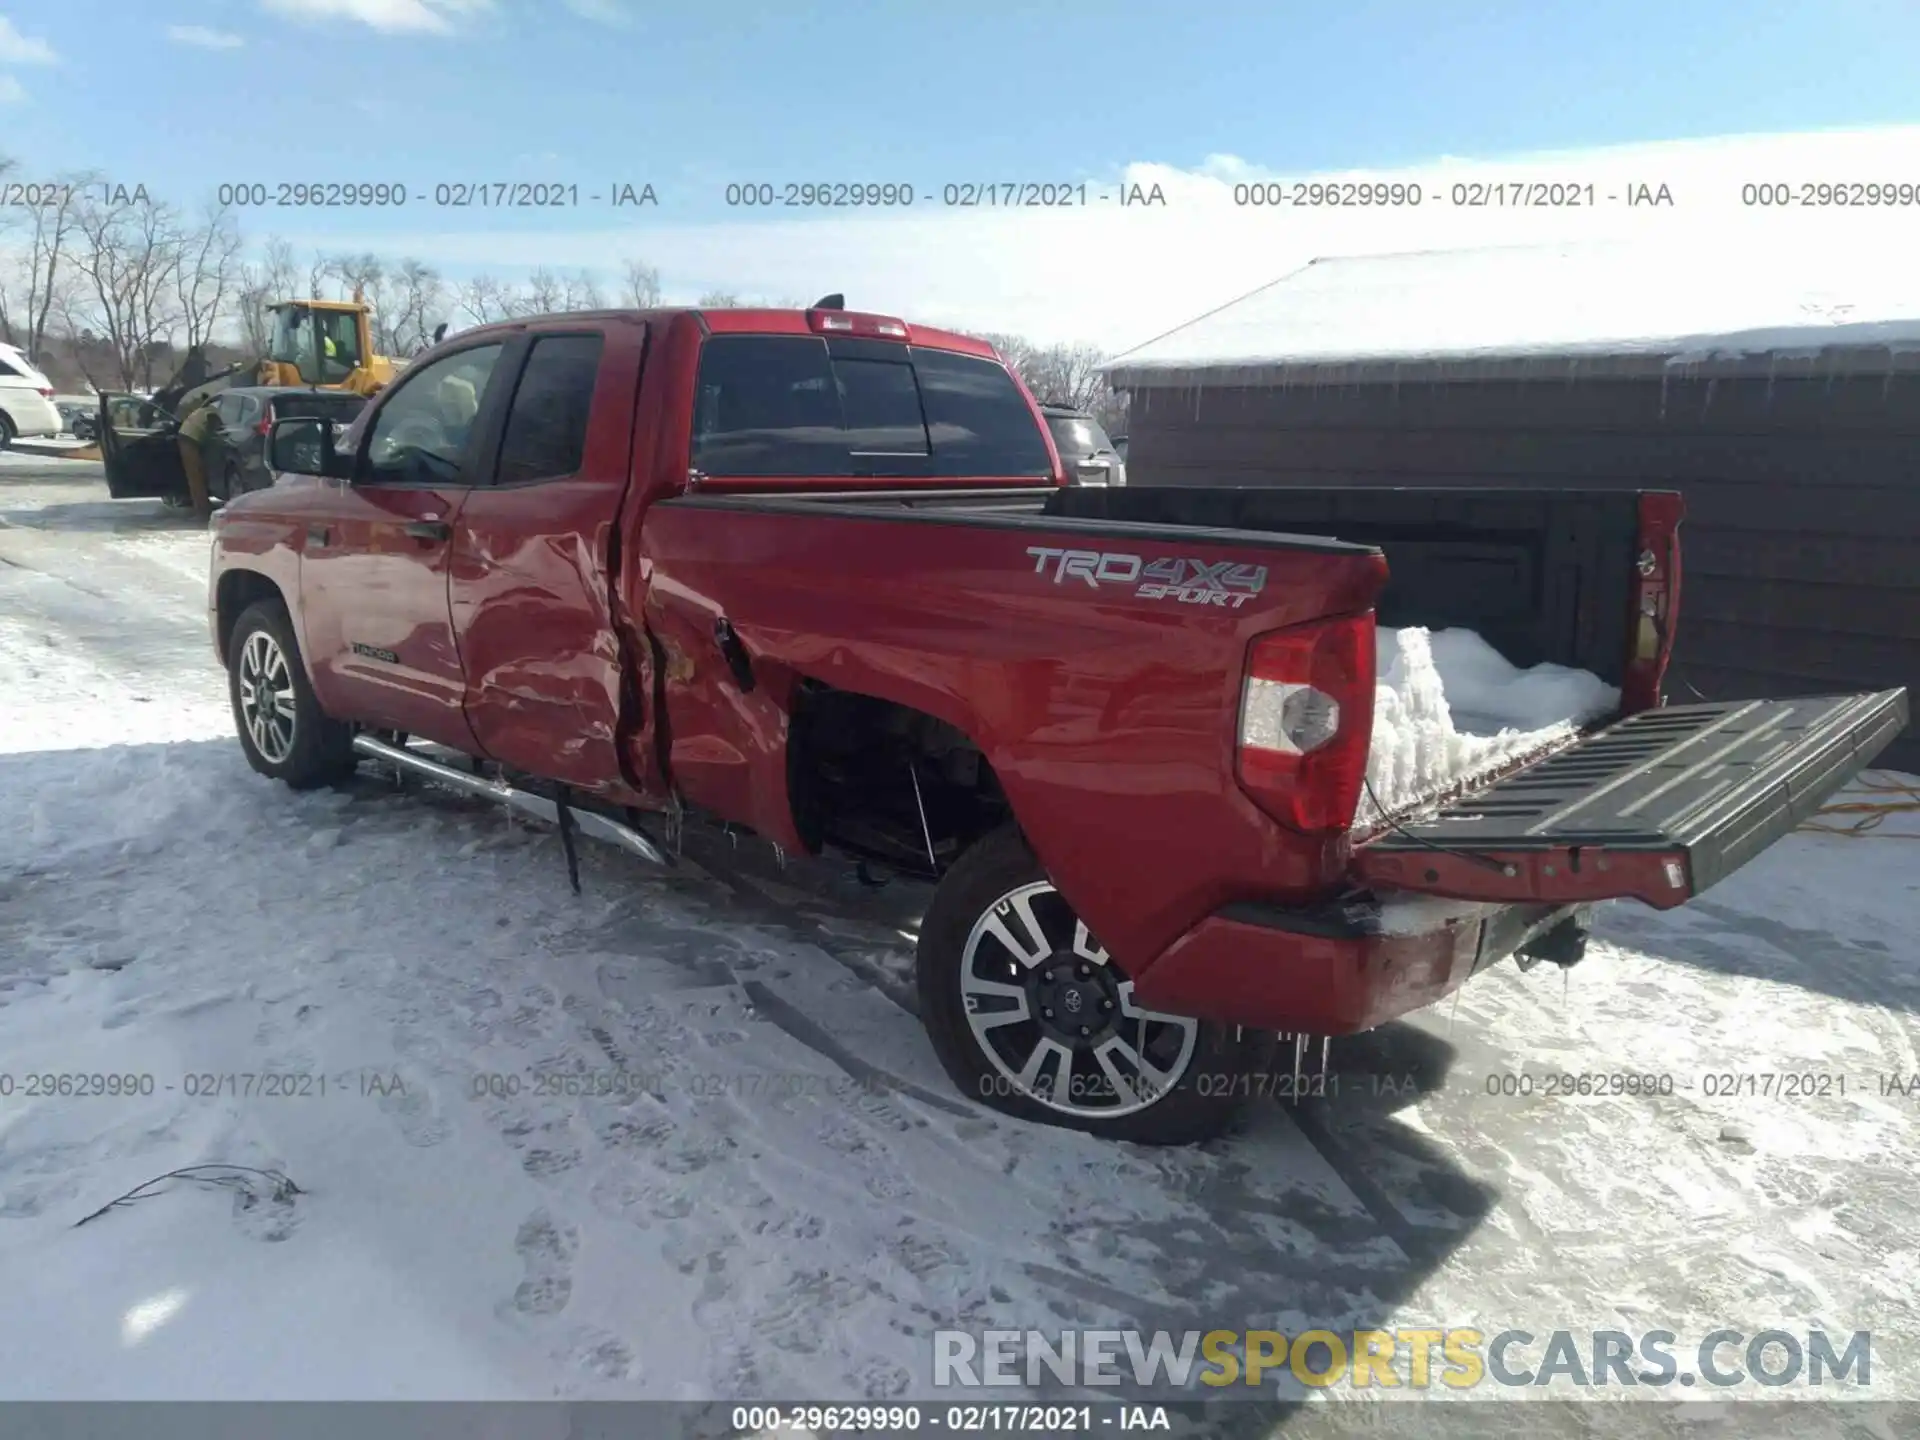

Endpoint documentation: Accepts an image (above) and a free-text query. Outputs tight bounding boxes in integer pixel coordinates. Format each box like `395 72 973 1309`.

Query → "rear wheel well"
786 681 1013 880
215 570 287 666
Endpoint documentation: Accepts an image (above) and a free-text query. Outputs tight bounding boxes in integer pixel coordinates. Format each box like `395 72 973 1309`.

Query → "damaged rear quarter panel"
637 498 1387 973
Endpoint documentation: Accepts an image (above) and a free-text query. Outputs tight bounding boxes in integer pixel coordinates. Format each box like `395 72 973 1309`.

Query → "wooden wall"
1123 372 1920 773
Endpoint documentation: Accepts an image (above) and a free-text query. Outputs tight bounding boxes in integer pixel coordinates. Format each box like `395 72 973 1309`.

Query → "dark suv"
202 387 369 499
100 384 370 506
1038 403 1126 486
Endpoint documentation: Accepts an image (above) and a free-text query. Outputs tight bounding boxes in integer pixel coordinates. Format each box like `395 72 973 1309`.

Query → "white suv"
0 343 63 446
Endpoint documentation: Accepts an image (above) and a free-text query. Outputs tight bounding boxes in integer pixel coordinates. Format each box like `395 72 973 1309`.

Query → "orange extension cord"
1796 770 1920 840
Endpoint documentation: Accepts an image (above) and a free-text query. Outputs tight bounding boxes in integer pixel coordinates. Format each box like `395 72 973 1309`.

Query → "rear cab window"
495 333 605 485
691 335 1053 481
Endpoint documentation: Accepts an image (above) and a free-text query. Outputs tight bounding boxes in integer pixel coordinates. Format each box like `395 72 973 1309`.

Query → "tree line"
0 161 1127 433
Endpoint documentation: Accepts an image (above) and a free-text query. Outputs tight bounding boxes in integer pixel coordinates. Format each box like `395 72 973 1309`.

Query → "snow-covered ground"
2 454 1918 1417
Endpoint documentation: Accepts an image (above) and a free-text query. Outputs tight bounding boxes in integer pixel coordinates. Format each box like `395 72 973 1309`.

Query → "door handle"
404 520 452 542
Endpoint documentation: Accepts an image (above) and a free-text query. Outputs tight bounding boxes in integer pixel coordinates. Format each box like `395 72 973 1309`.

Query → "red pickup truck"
202 302 1908 1145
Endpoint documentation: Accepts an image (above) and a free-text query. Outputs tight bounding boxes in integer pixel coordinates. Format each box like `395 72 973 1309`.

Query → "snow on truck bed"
1360 626 1619 829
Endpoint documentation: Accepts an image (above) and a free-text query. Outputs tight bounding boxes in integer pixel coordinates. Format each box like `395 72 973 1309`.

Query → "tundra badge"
1025 546 1267 610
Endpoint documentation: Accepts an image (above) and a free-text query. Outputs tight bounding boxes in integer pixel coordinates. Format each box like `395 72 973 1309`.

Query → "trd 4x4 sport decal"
1025 546 1268 610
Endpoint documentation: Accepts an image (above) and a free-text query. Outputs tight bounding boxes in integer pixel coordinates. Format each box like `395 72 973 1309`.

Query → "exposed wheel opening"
215 571 285 664
787 681 1011 881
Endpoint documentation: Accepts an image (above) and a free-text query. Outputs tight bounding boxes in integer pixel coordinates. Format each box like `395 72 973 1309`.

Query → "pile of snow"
1358 627 1619 828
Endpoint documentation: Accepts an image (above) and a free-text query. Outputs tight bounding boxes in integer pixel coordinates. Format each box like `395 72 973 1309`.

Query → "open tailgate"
1353 689 1909 909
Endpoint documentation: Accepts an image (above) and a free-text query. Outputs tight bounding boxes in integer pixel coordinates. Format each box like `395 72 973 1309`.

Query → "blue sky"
6 0 1920 345
15 0 1920 229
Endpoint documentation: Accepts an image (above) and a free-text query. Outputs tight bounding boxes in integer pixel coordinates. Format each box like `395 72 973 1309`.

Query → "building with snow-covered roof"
1100 241 1920 773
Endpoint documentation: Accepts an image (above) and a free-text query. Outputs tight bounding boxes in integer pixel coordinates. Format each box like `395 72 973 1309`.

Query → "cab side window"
494 334 605 485
364 343 504 484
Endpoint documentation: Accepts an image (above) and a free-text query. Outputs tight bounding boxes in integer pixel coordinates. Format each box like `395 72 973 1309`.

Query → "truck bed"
640 480 1899 974
1049 485 1641 689
692 483 1645 691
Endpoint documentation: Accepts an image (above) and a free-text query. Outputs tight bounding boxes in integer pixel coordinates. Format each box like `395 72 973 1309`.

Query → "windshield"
1044 412 1117 464
268 306 364 385
315 308 363 383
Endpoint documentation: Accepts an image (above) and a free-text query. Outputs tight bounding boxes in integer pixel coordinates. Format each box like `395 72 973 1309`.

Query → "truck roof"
447 306 1003 362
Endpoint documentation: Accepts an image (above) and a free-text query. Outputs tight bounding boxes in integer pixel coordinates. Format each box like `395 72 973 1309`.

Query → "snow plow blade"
1352 688 1909 909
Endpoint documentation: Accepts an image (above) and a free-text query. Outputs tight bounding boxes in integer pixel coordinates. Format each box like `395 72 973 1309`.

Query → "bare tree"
172 202 244 352
237 237 299 357
524 267 604 313
697 290 743 308
326 249 443 354
1 170 93 364
0 151 22 345
365 257 444 355
523 269 560 313
327 250 384 300
1020 342 1110 412
621 258 660 309
455 274 520 326
68 190 184 387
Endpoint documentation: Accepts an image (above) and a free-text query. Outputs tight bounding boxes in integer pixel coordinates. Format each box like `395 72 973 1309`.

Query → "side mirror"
431 322 448 345
267 416 353 480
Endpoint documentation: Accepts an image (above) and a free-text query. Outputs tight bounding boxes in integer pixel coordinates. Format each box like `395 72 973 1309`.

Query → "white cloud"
0 74 26 105
562 0 630 23
0 16 55 63
259 0 492 35
167 24 246 49
277 125 1920 350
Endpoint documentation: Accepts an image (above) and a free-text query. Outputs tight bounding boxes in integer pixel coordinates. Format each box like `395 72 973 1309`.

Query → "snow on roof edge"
1106 327 1920 389
1099 240 1920 388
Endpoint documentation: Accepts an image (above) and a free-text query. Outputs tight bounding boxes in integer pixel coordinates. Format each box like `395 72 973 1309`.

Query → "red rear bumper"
1131 897 1583 1034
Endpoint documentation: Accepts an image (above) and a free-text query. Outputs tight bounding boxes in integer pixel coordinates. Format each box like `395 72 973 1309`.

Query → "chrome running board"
351 734 671 867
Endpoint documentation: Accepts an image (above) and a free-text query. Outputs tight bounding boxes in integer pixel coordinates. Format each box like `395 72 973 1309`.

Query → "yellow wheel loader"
256 296 397 397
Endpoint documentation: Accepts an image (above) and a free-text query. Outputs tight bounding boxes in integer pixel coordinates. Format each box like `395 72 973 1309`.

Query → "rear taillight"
1236 614 1376 834
1621 490 1684 712
257 405 274 436
36 386 52 398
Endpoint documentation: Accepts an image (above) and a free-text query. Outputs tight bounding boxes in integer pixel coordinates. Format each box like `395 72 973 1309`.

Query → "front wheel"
916 827 1273 1145
227 600 357 789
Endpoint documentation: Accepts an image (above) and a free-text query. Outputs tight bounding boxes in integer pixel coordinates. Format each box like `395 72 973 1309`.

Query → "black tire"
218 461 241 503
0 413 14 450
227 599 357 789
916 826 1274 1145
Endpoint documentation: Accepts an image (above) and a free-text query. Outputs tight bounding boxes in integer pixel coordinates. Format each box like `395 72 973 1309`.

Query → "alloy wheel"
237 629 297 764
960 880 1199 1119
